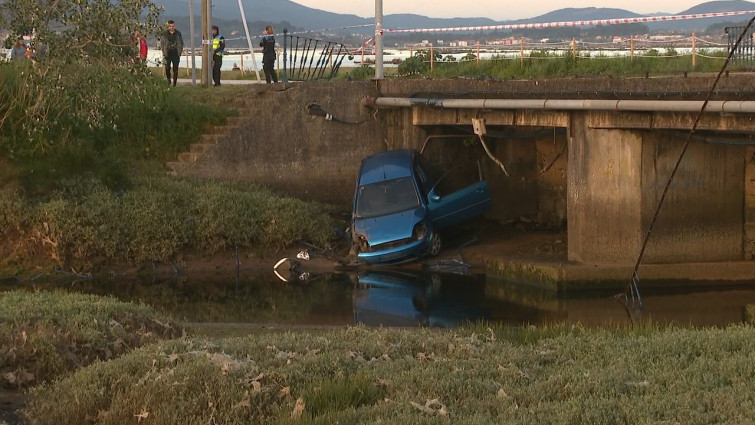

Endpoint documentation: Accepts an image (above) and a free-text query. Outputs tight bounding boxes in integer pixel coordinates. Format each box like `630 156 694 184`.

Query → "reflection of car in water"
352 270 489 327
351 149 491 264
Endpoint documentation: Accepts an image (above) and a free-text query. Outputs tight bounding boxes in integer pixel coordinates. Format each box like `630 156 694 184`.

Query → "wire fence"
404 34 732 62
378 33 755 72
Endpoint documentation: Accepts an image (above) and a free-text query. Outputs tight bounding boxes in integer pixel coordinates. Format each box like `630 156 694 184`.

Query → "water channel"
3 264 755 422
4 269 755 329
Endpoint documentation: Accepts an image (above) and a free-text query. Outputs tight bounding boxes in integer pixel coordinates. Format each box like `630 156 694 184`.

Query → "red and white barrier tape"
386 10 755 33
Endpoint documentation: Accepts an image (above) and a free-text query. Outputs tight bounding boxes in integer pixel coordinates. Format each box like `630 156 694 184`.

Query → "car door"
425 161 491 229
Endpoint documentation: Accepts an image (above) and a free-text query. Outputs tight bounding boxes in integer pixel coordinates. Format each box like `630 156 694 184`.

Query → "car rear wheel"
428 232 442 256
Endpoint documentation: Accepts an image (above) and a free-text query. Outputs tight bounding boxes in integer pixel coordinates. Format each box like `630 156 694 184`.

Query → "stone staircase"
165 111 252 175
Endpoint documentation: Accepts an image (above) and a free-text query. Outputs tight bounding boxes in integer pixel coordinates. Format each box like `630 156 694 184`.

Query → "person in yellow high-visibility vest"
212 25 225 87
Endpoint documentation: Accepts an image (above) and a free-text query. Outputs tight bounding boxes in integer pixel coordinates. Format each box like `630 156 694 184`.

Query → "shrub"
189 181 265 253
24 324 755 424
21 176 335 270
258 195 334 250
302 373 386 419
0 290 183 389
0 186 25 235
33 179 124 267
0 0 161 155
398 56 428 75
348 66 375 80
119 185 194 264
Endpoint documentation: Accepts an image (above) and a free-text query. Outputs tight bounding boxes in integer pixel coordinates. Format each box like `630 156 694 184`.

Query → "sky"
290 1 739 21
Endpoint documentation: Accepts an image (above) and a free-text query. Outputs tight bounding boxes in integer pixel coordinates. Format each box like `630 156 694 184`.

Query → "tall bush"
0 186 26 235
0 0 162 157
24 177 336 270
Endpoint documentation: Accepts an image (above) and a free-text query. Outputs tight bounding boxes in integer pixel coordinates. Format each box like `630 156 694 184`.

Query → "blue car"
352 270 490 327
351 149 491 264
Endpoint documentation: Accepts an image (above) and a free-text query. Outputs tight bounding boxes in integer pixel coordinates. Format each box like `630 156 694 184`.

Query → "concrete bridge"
169 75 755 279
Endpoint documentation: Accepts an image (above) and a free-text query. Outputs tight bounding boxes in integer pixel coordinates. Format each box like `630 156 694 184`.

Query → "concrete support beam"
412 107 755 132
568 114 643 263
568 111 746 264
639 132 744 263
587 111 755 132
412 108 568 128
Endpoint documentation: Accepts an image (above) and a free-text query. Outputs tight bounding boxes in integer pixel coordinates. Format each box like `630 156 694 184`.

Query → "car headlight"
413 222 427 240
356 234 370 251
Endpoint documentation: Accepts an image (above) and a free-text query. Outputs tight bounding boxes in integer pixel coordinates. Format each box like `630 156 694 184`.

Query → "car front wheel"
428 232 442 256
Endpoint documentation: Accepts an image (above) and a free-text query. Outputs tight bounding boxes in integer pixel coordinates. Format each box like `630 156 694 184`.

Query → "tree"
0 0 163 157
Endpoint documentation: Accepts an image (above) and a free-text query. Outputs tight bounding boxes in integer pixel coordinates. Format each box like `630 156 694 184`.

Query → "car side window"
433 161 483 197
414 164 431 198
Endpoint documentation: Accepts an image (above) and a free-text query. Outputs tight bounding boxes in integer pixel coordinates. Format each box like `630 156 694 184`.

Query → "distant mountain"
650 0 755 30
510 1 754 31
684 0 755 14
383 14 497 30
155 0 755 39
513 7 644 24
157 0 369 30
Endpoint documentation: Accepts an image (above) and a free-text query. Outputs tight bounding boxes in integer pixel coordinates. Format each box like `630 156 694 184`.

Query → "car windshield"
355 177 420 218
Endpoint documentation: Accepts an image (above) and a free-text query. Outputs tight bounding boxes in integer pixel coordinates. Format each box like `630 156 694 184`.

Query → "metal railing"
726 26 755 67
282 29 350 82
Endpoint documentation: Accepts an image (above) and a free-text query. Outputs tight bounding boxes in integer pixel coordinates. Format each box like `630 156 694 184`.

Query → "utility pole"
206 0 212 86
237 0 261 81
189 0 196 84
201 0 208 86
375 0 384 79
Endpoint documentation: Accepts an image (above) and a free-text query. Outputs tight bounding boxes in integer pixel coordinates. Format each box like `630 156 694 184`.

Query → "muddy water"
4 270 755 328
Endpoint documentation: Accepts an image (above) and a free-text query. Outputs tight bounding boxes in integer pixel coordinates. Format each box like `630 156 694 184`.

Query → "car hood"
354 207 426 246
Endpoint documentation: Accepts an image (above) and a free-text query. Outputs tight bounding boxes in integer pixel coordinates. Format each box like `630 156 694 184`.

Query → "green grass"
424 51 735 80
22 321 755 424
0 62 235 196
0 290 183 389
324 49 738 81
6 287 755 425
0 176 336 273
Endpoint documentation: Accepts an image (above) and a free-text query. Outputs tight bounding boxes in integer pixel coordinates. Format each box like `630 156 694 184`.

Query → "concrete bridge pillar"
568 112 745 264
746 146 755 260
568 114 643 264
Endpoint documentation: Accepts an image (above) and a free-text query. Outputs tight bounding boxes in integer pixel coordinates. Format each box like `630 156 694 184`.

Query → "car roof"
358 149 416 186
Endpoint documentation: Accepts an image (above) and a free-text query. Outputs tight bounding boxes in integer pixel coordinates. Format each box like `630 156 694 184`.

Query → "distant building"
649 35 685 41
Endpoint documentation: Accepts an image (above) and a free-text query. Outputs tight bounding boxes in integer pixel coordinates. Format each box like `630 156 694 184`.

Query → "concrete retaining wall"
184 81 383 205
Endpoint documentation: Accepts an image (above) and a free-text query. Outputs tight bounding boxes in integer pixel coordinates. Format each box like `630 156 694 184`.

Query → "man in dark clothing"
212 25 225 86
161 20 184 86
10 37 27 60
259 25 278 84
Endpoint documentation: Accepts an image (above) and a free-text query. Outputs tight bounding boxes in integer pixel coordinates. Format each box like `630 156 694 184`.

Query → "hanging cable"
470 119 567 180
307 103 369 125
621 15 755 322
